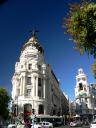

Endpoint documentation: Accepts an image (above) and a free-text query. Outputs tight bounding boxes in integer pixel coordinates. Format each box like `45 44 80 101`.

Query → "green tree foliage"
0 87 11 120
64 0 96 58
0 0 7 5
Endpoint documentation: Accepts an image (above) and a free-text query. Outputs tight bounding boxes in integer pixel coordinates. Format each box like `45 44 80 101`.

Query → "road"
55 125 90 128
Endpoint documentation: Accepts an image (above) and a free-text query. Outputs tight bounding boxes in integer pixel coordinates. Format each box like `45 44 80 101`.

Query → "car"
70 121 78 127
39 121 53 128
16 124 25 128
90 120 96 128
70 121 82 127
31 123 41 128
52 121 63 127
0 124 3 128
7 124 17 128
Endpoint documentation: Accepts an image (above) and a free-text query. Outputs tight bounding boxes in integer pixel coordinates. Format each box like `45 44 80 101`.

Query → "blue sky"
0 0 96 100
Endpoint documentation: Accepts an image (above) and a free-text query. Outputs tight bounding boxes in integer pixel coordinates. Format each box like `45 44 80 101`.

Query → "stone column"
20 77 22 95
23 75 25 96
31 76 34 97
43 79 46 99
15 79 17 96
21 77 23 95
44 104 47 115
36 77 38 97
14 78 17 98
34 76 36 96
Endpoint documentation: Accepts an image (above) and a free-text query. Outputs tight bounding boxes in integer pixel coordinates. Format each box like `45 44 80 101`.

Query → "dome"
21 33 44 54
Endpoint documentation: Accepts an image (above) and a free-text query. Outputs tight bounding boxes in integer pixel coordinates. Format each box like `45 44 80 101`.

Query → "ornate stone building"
75 68 96 119
11 33 68 117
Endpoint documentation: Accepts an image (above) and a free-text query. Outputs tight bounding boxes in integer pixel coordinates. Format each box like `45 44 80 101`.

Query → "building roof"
21 31 44 54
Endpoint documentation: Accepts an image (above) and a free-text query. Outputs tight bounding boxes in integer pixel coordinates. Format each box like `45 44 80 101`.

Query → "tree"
64 0 96 77
0 0 7 5
0 87 11 120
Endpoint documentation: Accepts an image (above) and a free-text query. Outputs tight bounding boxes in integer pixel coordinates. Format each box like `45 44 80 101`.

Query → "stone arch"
24 103 32 121
24 103 32 114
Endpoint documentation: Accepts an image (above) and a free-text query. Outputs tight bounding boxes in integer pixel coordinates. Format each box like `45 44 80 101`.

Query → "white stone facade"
11 34 68 116
75 68 96 117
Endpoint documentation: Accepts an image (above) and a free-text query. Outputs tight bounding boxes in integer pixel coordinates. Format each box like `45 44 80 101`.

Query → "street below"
54 125 90 128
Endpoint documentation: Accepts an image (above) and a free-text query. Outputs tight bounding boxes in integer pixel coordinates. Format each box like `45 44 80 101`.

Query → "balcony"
24 93 31 98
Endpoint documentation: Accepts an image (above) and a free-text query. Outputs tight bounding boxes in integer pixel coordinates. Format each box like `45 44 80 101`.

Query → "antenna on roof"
29 29 39 37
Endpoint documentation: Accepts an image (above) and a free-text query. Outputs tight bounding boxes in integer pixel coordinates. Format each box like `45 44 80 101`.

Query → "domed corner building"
11 32 69 118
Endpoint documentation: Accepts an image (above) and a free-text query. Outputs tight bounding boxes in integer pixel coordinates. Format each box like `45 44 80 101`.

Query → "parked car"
70 121 77 127
7 124 17 128
31 123 41 128
70 121 82 127
39 121 53 128
52 121 63 127
0 124 4 128
90 120 96 128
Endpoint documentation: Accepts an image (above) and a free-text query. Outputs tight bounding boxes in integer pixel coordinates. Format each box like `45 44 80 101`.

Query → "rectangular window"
38 78 43 98
85 98 87 102
38 89 42 97
26 77 31 85
38 65 41 70
79 83 83 90
21 65 23 68
38 78 42 86
28 64 32 70
26 89 31 96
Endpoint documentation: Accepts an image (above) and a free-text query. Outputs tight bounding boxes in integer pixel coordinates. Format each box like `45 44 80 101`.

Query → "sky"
0 0 96 100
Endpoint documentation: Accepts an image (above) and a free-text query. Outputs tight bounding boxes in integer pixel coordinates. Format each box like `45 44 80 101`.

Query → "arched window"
24 104 32 121
24 104 32 113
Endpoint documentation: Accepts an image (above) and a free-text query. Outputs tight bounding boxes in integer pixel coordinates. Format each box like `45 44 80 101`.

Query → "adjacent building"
11 32 68 117
74 68 96 120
